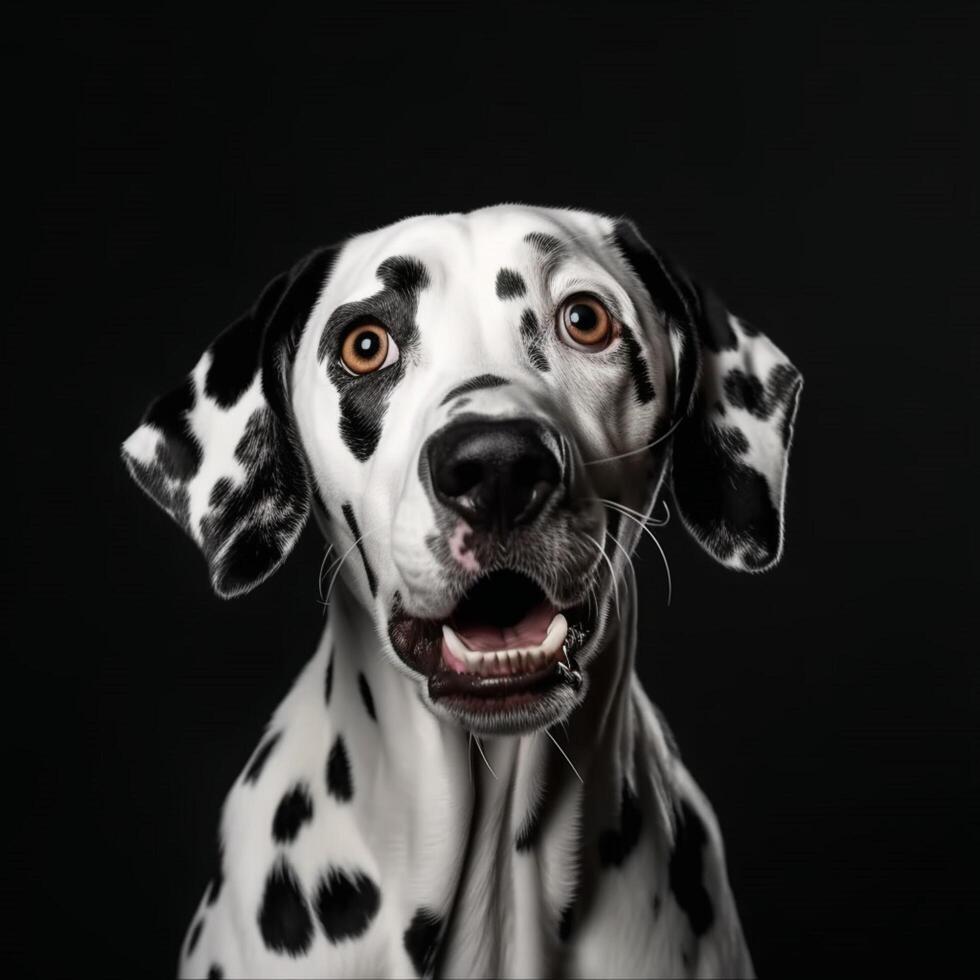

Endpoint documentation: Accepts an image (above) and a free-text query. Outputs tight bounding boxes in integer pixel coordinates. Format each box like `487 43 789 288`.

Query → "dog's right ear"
121 246 339 598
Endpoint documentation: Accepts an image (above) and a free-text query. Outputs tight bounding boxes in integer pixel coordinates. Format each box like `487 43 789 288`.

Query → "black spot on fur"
767 363 800 412
723 360 803 452
520 309 550 372
377 255 430 295
198 406 310 597
314 868 381 943
326 735 353 801
245 731 282 784
187 919 203 955
341 503 378 596
325 649 334 705
440 374 509 405
558 903 575 942
144 377 201 480
272 783 315 844
403 907 442 976
723 369 766 417
669 799 715 937
598 779 643 867
318 256 427 461
525 231 565 257
495 268 527 299
258 859 315 956
358 672 377 721
653 892 662 918
206 845 224 906
205 309 266 408
671 412 780 569
338 386 392 461
212 521 285 596
207 966 223 980
619 323 656 403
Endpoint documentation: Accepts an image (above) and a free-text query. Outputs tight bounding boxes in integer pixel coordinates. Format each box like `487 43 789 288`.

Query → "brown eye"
339 323 398 375
559 295 614 350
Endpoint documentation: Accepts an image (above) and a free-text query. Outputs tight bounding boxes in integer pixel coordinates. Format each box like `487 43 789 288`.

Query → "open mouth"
388 569 591 714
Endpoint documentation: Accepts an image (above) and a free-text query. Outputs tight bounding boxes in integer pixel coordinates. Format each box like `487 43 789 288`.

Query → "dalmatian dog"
122 205 802 979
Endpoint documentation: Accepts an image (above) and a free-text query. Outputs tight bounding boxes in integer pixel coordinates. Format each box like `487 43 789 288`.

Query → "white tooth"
542 614 569 656
442 624 471 664
507 649 523 672
525 646 545 670
541 613 568 653
495 650 508 670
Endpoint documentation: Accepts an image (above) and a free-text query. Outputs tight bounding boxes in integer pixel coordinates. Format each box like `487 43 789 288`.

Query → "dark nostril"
445 459 484 498
427 419 562 532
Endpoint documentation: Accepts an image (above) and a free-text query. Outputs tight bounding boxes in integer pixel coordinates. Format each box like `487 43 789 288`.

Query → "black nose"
427 419 563 532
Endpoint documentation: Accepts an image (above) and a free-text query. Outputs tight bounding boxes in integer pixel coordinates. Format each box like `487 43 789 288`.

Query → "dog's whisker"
322 526 384 607
599 504 673 607
317 544 336 605
595 496 670 529
583 415 684 467
605 524 638 587
647 527 673 607
545 729 584 785
473 735 497 779
584 530 621 623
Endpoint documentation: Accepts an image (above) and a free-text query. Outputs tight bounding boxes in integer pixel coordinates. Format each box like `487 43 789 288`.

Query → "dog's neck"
322 571 672 975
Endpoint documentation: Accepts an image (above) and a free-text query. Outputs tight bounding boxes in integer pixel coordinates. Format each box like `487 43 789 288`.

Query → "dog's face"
123 205 802 736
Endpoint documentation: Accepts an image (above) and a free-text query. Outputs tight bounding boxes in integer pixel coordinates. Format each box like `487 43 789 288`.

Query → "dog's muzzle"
388 417 596 734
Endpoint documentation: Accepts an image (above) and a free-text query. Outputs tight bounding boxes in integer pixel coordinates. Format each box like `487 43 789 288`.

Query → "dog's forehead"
329 205 616 297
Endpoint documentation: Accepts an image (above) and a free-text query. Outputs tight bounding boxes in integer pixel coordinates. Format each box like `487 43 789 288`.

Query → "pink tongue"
455 601 557 652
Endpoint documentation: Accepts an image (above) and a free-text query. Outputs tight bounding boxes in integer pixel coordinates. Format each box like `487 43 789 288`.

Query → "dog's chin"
388 568 598 736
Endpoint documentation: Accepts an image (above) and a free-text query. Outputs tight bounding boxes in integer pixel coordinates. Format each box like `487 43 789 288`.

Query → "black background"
5 2 976 976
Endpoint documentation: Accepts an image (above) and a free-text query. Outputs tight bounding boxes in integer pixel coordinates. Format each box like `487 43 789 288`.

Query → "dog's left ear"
611 219 803 572
121 246 338 597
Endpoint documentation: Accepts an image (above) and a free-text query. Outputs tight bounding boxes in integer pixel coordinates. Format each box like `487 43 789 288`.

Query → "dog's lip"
428 652 582 701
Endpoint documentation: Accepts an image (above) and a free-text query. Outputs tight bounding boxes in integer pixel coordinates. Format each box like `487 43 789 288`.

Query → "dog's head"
122 205 802 735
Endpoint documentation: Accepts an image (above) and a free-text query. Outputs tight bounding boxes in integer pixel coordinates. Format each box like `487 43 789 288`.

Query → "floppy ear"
611 220 803 572
121 246 338 597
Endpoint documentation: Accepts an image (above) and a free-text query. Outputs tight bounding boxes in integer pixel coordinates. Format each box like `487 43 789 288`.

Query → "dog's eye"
557 295 614 351
339 323 399 376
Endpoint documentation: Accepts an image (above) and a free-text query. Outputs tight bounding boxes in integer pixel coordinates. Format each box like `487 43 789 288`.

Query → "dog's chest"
177 624 747 979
